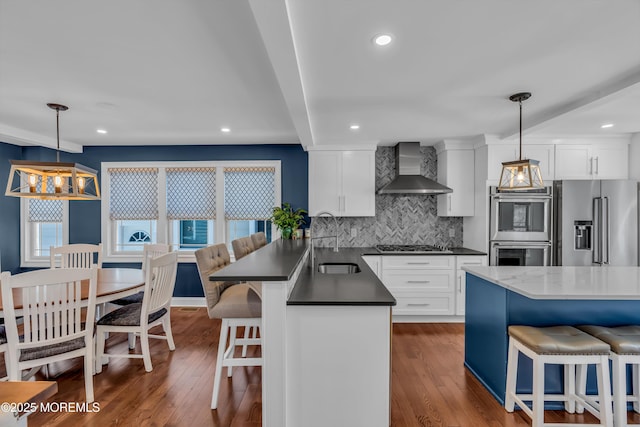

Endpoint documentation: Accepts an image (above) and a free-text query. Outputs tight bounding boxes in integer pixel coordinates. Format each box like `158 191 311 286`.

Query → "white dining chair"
0 267 98 403
50 243 103 268
109 243 171 349
95 252 178 373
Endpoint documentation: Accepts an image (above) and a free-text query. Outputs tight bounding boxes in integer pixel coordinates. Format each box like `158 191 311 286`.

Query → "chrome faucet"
310 211 339 270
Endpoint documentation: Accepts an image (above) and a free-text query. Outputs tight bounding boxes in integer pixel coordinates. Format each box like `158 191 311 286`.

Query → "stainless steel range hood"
377 142 453 194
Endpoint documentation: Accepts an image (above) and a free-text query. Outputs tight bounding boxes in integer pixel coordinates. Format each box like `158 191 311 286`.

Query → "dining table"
0 267 146 314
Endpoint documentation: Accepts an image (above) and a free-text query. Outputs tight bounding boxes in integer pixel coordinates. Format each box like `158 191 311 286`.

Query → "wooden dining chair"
50 243 103 268
95 252 178 373
0 267 98 403
111 243 170 306
0 327 7 381
195 244 262 409
109 243 171 349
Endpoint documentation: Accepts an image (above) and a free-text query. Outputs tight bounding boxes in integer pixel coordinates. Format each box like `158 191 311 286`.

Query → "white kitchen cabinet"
381 256 455 316
487 143 555 183
522 144 555 182
437 149 474 216
555 144 628 180
455 255 487 316
308 150 375 217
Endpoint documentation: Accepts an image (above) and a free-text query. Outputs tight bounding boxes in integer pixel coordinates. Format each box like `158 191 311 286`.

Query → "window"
21 196 69 267
224 167 275 253
101 161 280 262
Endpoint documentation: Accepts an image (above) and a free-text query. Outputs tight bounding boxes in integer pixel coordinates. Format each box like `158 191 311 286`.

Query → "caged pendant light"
5 103 100 200
498 92 544 190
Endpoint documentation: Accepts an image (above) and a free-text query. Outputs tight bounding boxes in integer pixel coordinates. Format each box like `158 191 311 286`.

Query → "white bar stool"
578 325 640 427
505 325 613 427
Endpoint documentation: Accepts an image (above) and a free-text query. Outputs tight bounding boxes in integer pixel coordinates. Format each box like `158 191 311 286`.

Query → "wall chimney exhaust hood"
377 142 453 195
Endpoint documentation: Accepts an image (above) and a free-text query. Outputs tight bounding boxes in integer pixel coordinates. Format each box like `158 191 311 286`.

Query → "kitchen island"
463 265 640 406
209 240 395 427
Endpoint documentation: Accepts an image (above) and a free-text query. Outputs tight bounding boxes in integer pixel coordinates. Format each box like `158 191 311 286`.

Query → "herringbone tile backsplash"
311 146 463 248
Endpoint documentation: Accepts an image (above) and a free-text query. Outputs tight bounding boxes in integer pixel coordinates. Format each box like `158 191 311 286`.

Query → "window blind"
166 167 216 220
108 168 159 220
28 178 63 222
224 167 276 220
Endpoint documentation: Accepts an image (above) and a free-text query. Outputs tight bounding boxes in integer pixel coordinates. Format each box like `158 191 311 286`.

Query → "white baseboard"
171 297 206 307
392 315 465 323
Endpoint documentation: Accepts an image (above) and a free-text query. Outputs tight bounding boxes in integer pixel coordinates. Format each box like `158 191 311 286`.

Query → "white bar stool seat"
505 325 613 427
578 325 640 427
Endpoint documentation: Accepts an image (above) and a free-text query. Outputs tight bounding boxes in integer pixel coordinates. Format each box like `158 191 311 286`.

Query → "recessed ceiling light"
221 127 231 133
96 129 107 134
601 123 614 129
350 124 360 130
373 34 393 46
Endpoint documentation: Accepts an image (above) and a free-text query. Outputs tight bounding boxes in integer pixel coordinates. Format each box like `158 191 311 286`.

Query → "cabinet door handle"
595 156 599 175
407 280 430 284
458 276 462 293
589 157 593 175
462 262 483 266
407 303 430 307
448 194 452 212
406 262 430 265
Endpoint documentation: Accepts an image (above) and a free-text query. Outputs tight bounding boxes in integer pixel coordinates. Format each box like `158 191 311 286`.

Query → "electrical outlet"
449 228 455 238
351 227 357 238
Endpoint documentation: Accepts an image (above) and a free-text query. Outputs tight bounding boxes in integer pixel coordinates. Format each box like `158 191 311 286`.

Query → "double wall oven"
489 186 553 266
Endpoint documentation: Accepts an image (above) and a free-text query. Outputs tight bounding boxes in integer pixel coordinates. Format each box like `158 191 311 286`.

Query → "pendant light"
498 92 544 190
5 103 100 200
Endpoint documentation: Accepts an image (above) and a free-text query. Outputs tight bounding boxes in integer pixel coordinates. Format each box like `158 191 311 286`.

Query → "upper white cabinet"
436 148 474 217
308 150 375 217
486 143 555 183
555 143 628 180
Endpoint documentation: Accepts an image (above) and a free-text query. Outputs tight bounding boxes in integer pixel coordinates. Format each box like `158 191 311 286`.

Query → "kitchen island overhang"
463 265 640 407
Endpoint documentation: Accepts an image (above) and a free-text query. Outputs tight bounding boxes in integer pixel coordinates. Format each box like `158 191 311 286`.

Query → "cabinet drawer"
391 291 454 315
382 256 454 269
383 271 454 292
456 256 487 268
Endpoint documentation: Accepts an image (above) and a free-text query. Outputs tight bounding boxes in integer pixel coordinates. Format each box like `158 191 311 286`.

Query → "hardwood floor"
18 308 633 426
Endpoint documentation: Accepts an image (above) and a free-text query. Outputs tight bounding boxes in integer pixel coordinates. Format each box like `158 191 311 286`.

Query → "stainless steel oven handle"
491 195 552 201
491 241 551 248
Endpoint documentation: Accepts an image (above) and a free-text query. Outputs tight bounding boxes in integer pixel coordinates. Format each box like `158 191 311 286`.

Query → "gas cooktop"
375 244 452 254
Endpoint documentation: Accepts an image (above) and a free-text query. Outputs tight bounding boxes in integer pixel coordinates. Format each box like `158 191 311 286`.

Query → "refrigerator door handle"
603 196 610 264
593 197 602 264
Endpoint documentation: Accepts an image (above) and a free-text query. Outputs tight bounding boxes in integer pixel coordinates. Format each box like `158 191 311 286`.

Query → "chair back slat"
50 243 103 269
141 244 170 273
141 252 178 323
1 268 97 350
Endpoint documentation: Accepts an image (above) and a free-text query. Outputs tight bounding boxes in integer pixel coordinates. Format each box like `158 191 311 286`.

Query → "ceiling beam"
501 67 640 139
0 123 84 153
248 0 315 148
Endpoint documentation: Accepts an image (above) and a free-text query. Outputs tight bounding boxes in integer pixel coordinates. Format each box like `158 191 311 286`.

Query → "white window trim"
101 160 281 263
20 198 69 268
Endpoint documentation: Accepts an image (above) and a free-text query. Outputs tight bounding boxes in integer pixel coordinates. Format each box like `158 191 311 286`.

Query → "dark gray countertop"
208 240 484 306
288 247 396 306
360 247 487 256
208 239 308 281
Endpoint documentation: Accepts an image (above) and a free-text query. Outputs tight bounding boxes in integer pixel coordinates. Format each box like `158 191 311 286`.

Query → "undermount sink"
317 262 361 274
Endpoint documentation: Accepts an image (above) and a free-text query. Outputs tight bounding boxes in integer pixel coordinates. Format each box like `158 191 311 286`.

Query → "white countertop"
463 266 640 300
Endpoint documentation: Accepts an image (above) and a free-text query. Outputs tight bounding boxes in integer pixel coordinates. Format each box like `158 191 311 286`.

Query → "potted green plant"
271 203 307 239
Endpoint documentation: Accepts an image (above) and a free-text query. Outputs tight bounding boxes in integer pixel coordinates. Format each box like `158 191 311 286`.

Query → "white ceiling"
1 0 639 152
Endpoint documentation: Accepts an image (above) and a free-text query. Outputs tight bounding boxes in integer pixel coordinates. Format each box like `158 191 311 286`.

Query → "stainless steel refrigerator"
553 180 639 266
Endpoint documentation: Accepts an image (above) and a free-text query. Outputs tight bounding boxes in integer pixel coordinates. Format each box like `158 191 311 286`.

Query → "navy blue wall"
0 143 24 273
5 143 309 297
